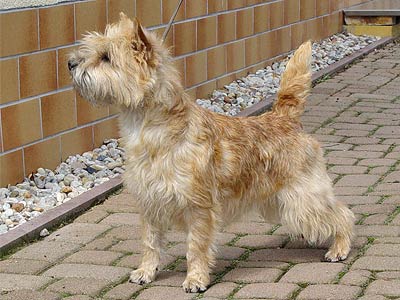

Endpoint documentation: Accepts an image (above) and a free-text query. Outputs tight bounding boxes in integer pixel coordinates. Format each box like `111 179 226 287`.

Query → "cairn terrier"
69 13 355 293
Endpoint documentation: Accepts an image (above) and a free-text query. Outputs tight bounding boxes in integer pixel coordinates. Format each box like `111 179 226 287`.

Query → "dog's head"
68 13 166 108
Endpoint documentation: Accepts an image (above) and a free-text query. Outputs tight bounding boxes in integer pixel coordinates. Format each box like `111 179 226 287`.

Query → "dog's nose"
68 59 78 71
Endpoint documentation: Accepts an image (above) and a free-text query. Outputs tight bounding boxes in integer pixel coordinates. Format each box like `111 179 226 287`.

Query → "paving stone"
175 259 231 274
100 213 141 226
351 204 396 214
103 282 142 300
136 286 193 300
63 296 92 300
117 253 176 270
358 158 397 166
337 195 379 205
12 241 81 262
152 271 186 286
248 249 326 263
63 250 123 265
234 235 287 248
0 274 53 291
326 157 358 165
363 214 388 225
0 259 50 275
280 263 344 284
203 282 237 298
376 271 400 280
334 186 368 196
329 165 368 175
366 279 400 297
109 239 143 253
352 256 400 271
105 225 142 240
45 223 111 244
236 260 289 269
223 222 273 234
357 295 387 300
234 283 298 299
335 174 380 187
0 290 61 300
223 267 282 283
42 264 131 282
45 277 109 296
73 209 109 224
327 151 382 159
339 270 371 286
297 284 361 300
365 244 400 256
83 235 119 250
356 225 400 237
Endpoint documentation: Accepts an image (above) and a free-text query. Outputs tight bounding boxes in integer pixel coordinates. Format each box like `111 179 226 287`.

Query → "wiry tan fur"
69 13 355 293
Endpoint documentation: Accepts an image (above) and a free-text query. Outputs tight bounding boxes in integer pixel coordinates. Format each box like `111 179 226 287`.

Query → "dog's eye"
101 53 110 62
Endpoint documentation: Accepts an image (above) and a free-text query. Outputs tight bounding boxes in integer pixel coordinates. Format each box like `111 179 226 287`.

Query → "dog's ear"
132 18 152 53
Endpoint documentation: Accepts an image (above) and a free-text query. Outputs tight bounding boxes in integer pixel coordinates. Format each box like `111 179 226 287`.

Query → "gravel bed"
197 33 378 115
0 32 379 235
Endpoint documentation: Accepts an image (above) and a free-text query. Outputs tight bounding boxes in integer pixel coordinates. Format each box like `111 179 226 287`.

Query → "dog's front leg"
183 208 216 293
129 219 163 285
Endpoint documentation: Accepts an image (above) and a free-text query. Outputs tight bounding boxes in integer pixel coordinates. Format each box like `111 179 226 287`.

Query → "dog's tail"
272 41 312 119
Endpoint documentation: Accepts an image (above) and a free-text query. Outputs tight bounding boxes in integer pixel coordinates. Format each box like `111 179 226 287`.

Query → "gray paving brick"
0 274 53 291
335 174 380 187
0 259 50 275
352 256 400 271
0 290 61 300
63 250 123 265
12 241 81 262
234 283 298 299
297 284 361 300
339 270 371 286
136 286 193 300
223 222 273 234
366 279 400 297
376 271 400 280
365 244 400 257
355 225 400 237
73 209 109 223
223 267 282 283
109 239 143 253
103 282 142 300
42 264 131 282
280 263 344 284
46 223 111 244
204 282 237 298
100 213 141 226
46 277 109 296
235 235 287 248
248 249 326 263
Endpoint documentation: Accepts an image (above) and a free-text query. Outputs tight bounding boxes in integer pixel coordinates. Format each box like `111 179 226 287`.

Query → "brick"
204 282 237 298
235 235 287 248
338 196 379 205
153 271 186 286
327 151 382 159
356 225 400 237
0 259 50 275
248 249 326 263
329 166 368 175
340 270 370 286
237 261 289 269
351 204 396 214
376 271 400 280
63 250 123 265
234 283 298 299
280 263 344 284
358 295 387 300
62 296 91 300
352 256 400 271
366 280 400 297
223 267 282 283
46 223 111 244
117 253 175 270
105 225 142 240
12 241 81 262
83 235 118 251
363 214 388 225
46 277 109 296
334 186 368 196
136 286 192 300
42 264 130 282
100 213 141 226
110 239 143 253
0 274 53 291
216 246 246 260
365 244 400 256
0 290 60 300
103 282 142 300
297 284 361 300
335 175 380 187
73 209 109 223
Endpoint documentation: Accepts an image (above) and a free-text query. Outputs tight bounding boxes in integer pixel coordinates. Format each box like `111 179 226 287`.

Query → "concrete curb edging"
0 176 123 255
236 36 394 117
0 36 394 255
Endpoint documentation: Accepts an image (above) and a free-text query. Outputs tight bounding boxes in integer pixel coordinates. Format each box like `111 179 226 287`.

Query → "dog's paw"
182 276 208 293
324 250 348 262
129 268 155 285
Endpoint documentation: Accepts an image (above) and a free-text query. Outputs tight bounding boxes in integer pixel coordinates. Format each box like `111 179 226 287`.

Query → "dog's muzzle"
68 59 79 71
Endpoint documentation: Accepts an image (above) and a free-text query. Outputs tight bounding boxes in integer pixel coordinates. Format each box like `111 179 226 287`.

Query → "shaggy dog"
69 13 355 293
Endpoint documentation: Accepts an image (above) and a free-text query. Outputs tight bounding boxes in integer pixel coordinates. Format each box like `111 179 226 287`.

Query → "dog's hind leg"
277 175 355 262
129 219 163 284
182 208 217 293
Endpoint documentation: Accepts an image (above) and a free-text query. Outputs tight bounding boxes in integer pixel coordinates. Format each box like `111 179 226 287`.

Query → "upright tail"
272 41 312 119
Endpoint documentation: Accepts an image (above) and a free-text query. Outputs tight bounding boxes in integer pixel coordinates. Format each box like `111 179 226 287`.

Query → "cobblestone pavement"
1 41 399 300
